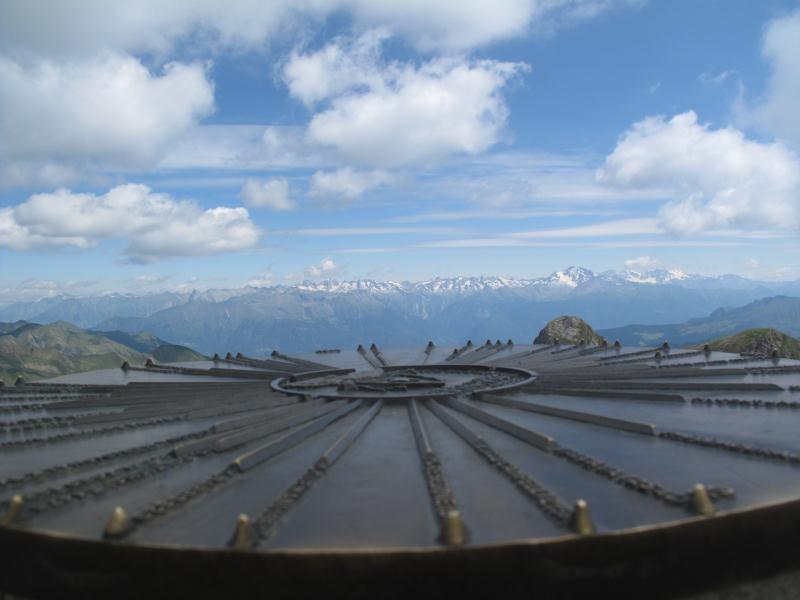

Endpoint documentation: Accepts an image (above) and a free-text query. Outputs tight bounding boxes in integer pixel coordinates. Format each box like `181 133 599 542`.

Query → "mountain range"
2 267 799 355
599 296 800 346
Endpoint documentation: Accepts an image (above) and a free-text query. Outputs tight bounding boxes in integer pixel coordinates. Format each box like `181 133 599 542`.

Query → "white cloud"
131 274 175 286
0 54 214 185
241 178 295 211
624 255 662 270
286 33 527 167
742 10 800 145
0 183 260 263
0 0 635 57
283 30 387 107
305 257 338 277
246 272 274 288
598 111 800 234
311 59 524 166
309 167 395 200
347 0 641 51
159 125 333 171
0 2 638 184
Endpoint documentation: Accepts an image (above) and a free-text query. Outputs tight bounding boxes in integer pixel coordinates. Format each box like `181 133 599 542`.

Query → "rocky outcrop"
534 316 605 345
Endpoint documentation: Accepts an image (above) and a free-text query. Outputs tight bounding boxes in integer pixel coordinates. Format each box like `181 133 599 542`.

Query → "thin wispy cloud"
699 69 736 85
287 226 465 236
509 218 661 238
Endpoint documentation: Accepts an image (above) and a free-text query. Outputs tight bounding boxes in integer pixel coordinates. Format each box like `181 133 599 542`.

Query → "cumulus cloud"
624 256 663 270
0 0 634 57
241 178 295 211
284 30 388 108
598 111 800 234
309 167 395 200
305 257 338 278
288 35 526 166
0 54 214 185
741 10 800 145
0 183 260 263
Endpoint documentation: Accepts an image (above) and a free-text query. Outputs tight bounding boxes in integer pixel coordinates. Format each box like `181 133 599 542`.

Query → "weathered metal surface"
2 342 800 598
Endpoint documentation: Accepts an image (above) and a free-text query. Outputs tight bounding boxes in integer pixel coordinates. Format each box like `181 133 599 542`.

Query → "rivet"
570 499 595 535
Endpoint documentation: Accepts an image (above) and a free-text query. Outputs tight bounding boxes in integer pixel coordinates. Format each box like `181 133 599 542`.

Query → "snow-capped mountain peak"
538 266 595 288
415 276 531 294
623 268 689 285
294 279 405 294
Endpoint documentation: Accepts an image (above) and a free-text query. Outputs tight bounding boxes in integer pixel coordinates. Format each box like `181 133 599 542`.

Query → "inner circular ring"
271 364 536 400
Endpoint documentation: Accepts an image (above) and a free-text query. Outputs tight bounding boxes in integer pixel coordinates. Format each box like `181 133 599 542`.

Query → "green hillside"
151 344 207 363
703 328 800 359
0 321 206 384
599 296 800 346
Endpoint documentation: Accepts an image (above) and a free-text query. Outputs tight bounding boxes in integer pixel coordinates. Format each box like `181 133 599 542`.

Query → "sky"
1 0 800 302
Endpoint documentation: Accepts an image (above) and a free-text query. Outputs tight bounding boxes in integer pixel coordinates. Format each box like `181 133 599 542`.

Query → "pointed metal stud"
14 377 24 386
229 513 255 550
570 499 595 535
1 495 23 526
690 484 715 516
103 506 130 539
120 361 130 371
440 510 468 547
144 358 154 368
212 353 220 362
226 352 234 360
466 340 473 348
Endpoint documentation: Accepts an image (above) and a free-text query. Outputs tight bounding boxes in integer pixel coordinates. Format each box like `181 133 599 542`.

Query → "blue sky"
1 0 799 302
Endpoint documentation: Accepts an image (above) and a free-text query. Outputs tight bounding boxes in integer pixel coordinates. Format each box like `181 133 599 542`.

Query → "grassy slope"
151 344 207 363
0 321 205 384
703 328 800 359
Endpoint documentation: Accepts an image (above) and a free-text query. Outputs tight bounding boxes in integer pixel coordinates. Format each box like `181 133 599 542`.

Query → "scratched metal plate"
3 340 800 598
